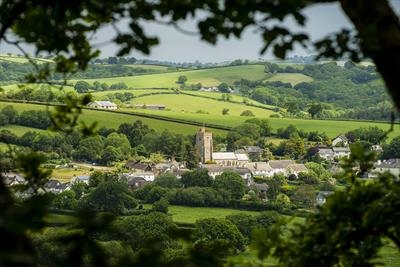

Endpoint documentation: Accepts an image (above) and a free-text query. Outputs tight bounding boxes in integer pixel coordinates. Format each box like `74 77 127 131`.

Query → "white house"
332 147 351 158
268 160 296 176
71 175 90 184
332 134 349 147
88 101 118 110
318 148 335 161
374 159 400 177
245 162 274 177
123 172 155 182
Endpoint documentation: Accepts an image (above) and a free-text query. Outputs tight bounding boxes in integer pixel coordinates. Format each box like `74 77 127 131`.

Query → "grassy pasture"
182 91 276 109
127 94 277 117
0 83 75 92
142 204 261 224
0 124 49 136
123 64 170 72
264 73 313 85
89 89 173 100
73 64 269 88
0 102 227 136
126 108 399 140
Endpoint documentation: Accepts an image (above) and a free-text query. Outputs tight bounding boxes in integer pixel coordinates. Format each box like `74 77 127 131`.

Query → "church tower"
195 127 213 163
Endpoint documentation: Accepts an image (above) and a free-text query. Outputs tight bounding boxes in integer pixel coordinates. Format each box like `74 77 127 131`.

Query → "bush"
152 198 169 213
240 110 255 117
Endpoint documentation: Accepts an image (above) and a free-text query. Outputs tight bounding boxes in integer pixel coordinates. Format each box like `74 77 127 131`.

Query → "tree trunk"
340 0 400 111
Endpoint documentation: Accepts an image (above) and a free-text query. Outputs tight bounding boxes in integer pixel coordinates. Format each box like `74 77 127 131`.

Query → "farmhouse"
87 101 118 110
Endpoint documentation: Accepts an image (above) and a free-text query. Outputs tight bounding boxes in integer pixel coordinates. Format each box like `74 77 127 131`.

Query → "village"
3 127 399 207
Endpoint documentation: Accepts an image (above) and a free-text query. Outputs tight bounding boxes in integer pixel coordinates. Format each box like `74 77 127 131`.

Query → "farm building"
88 101 118 110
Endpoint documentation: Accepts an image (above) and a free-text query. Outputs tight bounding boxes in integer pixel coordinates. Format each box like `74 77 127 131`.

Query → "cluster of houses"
3 129 399 204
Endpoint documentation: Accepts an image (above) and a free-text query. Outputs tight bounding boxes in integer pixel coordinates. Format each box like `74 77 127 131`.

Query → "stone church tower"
195 127 213 163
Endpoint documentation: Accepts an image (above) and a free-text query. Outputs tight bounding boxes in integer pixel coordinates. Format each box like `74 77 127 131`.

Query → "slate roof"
212 152 237 160
288 163 308 173
268 160 295 169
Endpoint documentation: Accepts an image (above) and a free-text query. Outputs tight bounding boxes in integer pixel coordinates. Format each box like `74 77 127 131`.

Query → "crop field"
73 64 269 88
127 94 277 117
0 54 53 64
264 73 313 85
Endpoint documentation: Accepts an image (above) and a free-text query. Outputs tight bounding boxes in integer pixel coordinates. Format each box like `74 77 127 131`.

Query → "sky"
1 1 399 62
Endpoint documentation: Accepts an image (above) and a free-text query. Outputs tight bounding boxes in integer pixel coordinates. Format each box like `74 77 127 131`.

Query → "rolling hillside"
72 65 271 88
2 100 398 140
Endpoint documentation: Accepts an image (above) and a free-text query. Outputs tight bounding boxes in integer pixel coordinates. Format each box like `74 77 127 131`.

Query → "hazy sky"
94 2 352 62
1 1 399 62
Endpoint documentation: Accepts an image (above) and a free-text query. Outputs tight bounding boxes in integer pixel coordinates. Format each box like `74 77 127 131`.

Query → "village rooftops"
375 159 400 168
287 163 308 173
212 152 237 160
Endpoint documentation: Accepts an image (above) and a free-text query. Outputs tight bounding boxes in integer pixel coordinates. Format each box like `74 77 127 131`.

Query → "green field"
125 108 399 140
0 102 228 136
124 64 171 72
0 83 75 92
182 91 276 109
73 65 269 88
90 89 174 100
264 73 313 85
0 124 49 136
141 204 261 223
1 100 398 140
126 94 277 117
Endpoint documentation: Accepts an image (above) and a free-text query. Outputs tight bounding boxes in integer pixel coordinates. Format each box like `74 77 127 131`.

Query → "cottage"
332 134 349 147
200 164 253 185
332 147 351 158
3 173 25 186
287 163 308 176
125 161 153 172
318 147 335 161
374 159 400 177
123 172 155 182
246 162 274 177
87 101 118 110
268 160 296 176
71 175 90 184
127 177 148 189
